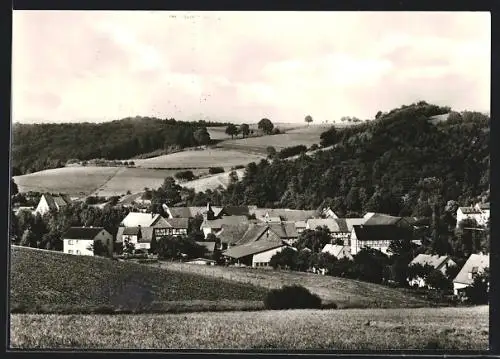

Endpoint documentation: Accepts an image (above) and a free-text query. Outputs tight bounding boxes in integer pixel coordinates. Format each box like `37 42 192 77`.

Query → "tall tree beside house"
258 118 274 135
464 268 489 304
240 123 250 138
352 248 390 284
156 235 207 260
87 241 109 257
20 228 37 248
295 226 332 253
305 115 313 126
193 127 211 146
225 124 238 139
425 269 453 292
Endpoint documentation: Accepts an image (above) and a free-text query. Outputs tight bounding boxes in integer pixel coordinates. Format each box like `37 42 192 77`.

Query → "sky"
12 11 490 124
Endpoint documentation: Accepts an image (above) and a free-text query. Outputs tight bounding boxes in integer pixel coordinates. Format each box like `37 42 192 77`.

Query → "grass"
134 148 265 169
10 246 268 313
10 306 488 349
153 262 432 309
182 169 246 192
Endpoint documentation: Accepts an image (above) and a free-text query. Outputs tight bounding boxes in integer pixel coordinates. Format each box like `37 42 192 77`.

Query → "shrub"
233 165 245 170
209 167 225 174
264 285 322 310
278 145 308 159
310 144 319 151
175 170 196 181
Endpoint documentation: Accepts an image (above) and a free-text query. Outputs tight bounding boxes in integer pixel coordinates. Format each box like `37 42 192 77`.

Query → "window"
76 250 81 255
68 250 73 254
68 240 74 245
155 228 169 237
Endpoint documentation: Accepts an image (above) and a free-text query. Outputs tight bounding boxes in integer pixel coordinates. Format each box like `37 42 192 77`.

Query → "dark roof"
478 203 490 210
221 206 251 216
223 240 286 259
249 208 318 222
63 227 105 240
44 193 71 210
195 241 216 252
123 227 141 235
353 224 409 242
202 216 249 229
268 222 298 238
217 223 251 245
459 207 482 215
237 224 269 245
166 217 189 229
410 254 454 269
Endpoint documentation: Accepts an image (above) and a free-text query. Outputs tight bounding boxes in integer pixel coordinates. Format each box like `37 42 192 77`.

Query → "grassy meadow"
153 262 431 308
181 169 246 192
10 246 267 314
10 306 488 350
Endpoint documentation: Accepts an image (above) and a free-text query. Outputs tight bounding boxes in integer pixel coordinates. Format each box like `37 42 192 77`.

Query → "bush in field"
175 170 196 181
278 145 307 159
310 144 319 151
264 285 322 310
209 167 225 174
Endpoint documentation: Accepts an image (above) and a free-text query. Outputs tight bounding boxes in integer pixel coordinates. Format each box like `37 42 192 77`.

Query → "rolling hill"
10 246 268 313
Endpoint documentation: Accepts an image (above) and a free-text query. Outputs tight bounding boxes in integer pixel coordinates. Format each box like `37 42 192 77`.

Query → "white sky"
12 11 491 124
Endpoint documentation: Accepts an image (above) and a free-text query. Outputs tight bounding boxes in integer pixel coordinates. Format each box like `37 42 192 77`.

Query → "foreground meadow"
10 306 488 350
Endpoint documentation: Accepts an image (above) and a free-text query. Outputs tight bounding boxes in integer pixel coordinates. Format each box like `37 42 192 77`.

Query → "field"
133 148 265 169
10 246 267 313
10 306 488 349
152 262 430 308
182 169 246 192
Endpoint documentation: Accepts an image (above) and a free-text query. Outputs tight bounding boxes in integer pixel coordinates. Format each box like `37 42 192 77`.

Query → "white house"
456 203 490 228
453 253 489 296
321 244 353 260
408 254 456 288
35 193 72 216
63 227 113 256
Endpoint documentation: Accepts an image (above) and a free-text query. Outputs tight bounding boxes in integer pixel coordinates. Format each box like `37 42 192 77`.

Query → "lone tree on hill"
258 118 274 135
305 115 313 126
194 127 211 146
225 124 238 139
240 123 250 138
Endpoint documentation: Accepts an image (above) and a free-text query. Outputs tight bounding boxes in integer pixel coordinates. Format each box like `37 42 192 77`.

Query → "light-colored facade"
252 246 288 268
63 228 113 256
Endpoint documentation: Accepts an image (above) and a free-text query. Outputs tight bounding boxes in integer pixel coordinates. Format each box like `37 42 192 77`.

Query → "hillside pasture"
11 306 488 349
153 262 430 308
133 148 265 169
181 169 246 193
92 167 206 197
13 166 120 196
9 246 268 314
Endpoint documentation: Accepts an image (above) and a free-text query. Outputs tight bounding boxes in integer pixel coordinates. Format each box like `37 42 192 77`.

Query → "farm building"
350 215 413 256
222 240 291 267
408 254 456 288
186 258 216 266
219 205 258 217
163 204 223 220
223 222 299 248
456 203 489 227
201 215 249 238
453 253 489 296
35 193 72 216
116 212 189 250
321 244 353 260
216 223 250 250
63 227 113 256
306 218 351 244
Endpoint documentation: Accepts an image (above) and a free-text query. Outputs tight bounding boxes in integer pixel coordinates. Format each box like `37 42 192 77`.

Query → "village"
12 191 490 301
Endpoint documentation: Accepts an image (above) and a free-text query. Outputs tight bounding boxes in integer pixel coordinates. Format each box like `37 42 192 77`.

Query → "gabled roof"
220 206 251 216
363 213 403 226
236 223 269 246
453 253 489 285
123 227 141 235
195 241 216 252
120 212 162 227
202 216 249 229
63 227 105 240
458 207 482 215
352 224 409 241
223 240 286 259
166 217 189 229
322 244 353 259
249 208 318 222
478 203 490 210
344 218 367 232
217 223 251 245
307 218 348 233
410 254 455 270
167 206 223 218
43 193 71 211
268 222 299 239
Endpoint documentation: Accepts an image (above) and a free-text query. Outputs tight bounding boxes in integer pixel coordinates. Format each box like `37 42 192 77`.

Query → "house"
116 212 189 250
321 207 339 219
163 204 223 220
201 215 249 238
249 208 319 222
456 203 490 227
35 193 72 216
186 258 216 266
408 254 457 288
321 244 353 260
63 227 113 256
222 240 292 267
453 253 489 296
350 216 413 256
295 220 307 234
306 218 351 244
216 223 251 250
